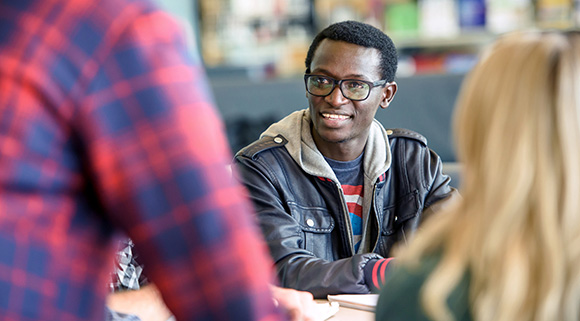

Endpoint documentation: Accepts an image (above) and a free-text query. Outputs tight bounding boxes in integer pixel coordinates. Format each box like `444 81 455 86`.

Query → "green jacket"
376 252 473 321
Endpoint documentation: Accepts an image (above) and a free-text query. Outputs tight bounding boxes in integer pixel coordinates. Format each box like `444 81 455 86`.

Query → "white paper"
313 301 340 321
326 294 379 312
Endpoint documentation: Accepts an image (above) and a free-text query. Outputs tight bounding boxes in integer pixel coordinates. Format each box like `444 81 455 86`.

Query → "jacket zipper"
371 182 380 252
335 183 354 255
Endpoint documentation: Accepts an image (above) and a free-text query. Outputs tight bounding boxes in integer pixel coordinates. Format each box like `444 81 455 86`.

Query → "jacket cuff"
363 257 396 293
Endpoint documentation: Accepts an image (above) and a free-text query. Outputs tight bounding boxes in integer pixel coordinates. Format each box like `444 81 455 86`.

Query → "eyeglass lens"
306 76 370 100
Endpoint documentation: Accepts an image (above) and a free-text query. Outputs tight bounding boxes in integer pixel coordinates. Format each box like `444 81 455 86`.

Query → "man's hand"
107 283 319 321
106 284 172 321
270 285 317 321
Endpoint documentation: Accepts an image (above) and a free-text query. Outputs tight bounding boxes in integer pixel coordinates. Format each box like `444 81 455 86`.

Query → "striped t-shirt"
325 153 365 252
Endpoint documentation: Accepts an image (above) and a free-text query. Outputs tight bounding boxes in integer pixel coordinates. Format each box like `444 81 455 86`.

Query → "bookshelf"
154 0 579 160
197 0 579 77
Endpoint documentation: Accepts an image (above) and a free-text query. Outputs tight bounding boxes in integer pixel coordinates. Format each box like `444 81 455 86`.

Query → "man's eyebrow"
310 69 369 80
309 67 331 74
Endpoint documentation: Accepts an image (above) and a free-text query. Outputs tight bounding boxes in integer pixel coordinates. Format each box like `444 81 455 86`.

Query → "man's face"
307 39 396 160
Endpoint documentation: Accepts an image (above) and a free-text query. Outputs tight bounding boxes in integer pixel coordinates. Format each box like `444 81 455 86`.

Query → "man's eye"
314 77 331 85
346 81 366 90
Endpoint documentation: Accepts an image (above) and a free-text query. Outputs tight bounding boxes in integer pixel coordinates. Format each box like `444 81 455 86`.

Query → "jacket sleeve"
234 150 382 299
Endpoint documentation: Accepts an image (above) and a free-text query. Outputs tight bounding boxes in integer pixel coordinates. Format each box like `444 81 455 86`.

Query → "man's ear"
380 82 397 109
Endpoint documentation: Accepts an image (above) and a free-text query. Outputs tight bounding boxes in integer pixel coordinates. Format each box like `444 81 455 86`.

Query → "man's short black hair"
305 20 398 82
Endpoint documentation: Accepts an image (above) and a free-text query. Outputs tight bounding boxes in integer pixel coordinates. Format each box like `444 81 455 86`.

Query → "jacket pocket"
381 190 421 236
288 202 335 258
376 191 420 256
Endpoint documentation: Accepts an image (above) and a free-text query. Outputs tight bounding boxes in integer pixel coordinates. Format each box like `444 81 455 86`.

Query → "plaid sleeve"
75 6 281 321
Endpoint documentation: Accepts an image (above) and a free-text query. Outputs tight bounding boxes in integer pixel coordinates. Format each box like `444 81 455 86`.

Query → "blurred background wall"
153 0 579 165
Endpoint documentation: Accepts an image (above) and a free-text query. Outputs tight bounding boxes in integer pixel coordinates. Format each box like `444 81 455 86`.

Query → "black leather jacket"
234 111 456 298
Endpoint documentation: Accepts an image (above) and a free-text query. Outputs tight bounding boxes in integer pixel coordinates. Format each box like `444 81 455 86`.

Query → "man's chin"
312 126 351 145
319 134 349 145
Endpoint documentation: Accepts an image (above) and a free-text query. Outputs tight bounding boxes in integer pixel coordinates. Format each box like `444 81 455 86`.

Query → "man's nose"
324 85 349 106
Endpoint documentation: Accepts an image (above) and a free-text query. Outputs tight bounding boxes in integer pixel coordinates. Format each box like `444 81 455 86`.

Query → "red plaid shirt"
0 0 280 320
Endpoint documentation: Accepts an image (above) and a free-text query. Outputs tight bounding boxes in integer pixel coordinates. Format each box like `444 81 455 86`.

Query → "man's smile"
321 113 351 120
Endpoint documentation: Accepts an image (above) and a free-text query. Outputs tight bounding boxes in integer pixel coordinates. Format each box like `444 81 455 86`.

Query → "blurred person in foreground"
0 0 315 320
376 30 580 321
234 20 457 298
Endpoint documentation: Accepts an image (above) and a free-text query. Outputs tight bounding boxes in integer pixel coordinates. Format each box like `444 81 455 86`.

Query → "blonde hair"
398 30 580 321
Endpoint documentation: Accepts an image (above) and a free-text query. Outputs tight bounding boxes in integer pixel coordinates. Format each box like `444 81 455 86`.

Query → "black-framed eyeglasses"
304 74 388 101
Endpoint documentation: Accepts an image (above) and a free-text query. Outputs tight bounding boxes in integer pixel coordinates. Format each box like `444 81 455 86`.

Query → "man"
0 0 305 319
234 20 457 298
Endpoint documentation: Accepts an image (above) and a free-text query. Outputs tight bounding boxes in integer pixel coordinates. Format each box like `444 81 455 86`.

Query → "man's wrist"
364 257 396 293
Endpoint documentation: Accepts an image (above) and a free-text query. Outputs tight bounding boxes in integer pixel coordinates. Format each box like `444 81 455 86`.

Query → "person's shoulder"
375 253 443 321
83 0 158 20
386 128 428 146
377 251 472 321
235 134 288 160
